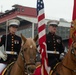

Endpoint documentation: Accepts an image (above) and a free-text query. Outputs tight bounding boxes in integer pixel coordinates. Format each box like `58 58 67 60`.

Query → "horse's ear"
33 35 38 42
21 33 27 43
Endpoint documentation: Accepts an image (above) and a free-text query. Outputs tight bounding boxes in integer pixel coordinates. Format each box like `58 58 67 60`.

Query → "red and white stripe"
37 0 50 75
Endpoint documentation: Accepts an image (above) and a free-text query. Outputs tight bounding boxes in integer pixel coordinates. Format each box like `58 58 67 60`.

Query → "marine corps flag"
69 0 76 47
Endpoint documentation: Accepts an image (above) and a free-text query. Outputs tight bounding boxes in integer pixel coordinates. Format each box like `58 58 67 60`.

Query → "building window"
17 8 20 12
22 8 24 12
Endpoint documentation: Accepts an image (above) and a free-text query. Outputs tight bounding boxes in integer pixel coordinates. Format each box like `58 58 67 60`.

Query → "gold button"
12 44 14 46
12 39 14 41
12 41 14 43
12 36 14 38
11 51 14 54
11 47 13 49
11 49 13 51
54 47 56 49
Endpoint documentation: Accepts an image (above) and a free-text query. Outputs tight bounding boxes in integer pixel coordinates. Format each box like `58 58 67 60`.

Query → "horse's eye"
24 48 27 51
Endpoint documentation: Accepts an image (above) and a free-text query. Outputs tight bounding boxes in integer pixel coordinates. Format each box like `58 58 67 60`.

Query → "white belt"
46 51 59 54
5 51 17 55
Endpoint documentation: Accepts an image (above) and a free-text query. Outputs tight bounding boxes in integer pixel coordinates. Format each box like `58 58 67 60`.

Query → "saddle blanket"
0 63 7 75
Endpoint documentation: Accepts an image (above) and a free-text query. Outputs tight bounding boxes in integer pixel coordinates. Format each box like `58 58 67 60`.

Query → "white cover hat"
8 19 20 26
47 20 59 26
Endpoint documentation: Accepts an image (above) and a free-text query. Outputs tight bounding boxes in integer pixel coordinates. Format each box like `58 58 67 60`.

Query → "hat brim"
9 25 19 28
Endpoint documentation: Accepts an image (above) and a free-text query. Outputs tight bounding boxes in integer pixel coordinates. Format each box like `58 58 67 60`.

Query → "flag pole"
37 0 50 75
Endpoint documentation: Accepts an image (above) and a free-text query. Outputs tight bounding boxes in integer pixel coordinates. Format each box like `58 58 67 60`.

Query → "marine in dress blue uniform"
0 19 22 64
46 20 64 69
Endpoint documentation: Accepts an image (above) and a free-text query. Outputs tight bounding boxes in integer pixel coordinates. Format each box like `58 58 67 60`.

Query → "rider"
46 20 65 69
0 19 22 74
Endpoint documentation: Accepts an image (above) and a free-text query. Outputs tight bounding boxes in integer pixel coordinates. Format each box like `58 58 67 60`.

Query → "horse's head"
20 34 38 74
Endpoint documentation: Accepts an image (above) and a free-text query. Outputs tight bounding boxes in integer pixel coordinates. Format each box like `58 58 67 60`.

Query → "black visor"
9 25 19 28
49 24 58 27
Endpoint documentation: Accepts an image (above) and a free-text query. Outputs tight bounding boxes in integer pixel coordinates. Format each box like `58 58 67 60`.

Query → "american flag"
37 0 50 75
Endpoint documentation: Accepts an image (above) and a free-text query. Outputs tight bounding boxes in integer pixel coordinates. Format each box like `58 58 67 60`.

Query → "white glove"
0 50 7 61
60 53 64 60
37 45 40 53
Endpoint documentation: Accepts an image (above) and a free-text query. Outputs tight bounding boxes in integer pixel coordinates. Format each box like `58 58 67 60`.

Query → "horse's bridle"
17 47 36 75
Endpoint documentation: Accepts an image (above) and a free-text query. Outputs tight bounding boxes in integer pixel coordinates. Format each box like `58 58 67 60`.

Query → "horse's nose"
27 65 36 73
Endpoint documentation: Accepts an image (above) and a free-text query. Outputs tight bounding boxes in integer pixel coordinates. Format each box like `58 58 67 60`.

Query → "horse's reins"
62 64 76 72
16 48 28 74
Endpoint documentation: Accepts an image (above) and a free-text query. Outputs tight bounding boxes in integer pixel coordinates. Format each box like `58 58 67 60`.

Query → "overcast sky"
0 0 74 22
